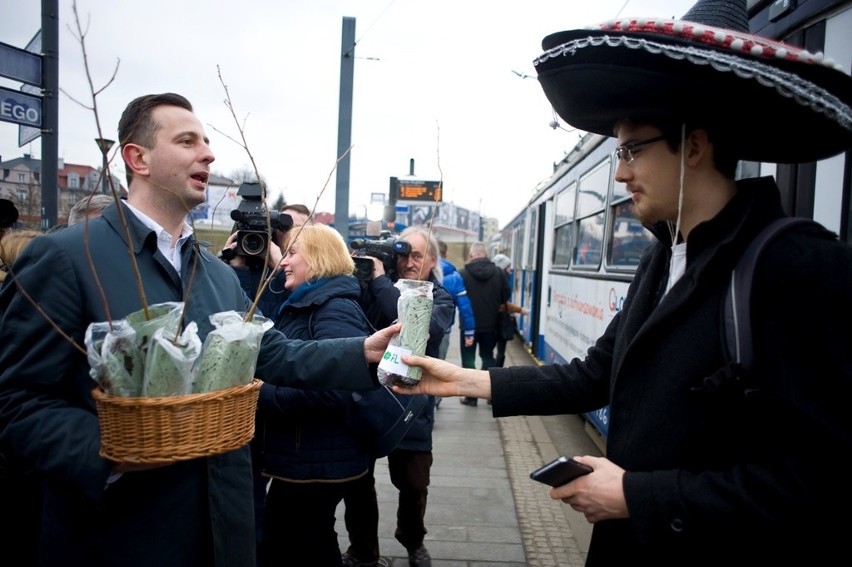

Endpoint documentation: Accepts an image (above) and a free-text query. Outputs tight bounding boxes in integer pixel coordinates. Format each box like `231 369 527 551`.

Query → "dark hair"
657 120 738 179
628 115 738 179
437 238 447 257
118 93 193 185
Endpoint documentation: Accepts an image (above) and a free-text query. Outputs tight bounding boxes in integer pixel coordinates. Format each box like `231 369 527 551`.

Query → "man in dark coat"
343 226 454 567
396 0 852 564
0 93 394 567
458 241 509 406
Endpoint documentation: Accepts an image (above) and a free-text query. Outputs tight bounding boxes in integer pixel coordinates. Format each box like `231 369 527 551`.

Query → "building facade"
0 154 124 228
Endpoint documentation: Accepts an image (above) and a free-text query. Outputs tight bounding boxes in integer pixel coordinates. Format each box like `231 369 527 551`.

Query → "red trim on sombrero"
597 18 833 67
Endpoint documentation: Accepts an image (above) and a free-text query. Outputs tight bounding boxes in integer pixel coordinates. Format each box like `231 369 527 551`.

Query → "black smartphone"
529 456 593 487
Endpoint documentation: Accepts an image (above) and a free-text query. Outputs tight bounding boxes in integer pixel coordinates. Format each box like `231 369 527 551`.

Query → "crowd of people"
1 0 850 565
0 107 519 567
0 93 395 567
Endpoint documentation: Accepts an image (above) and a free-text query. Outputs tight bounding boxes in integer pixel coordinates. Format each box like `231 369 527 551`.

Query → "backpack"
716 217 834 395
307 298 428 458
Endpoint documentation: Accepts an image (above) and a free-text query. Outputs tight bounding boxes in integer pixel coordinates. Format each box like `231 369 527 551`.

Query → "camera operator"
221 199 312 319
343 226 454 567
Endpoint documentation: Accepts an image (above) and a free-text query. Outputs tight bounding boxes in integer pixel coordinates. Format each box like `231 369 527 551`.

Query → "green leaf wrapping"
191 311 271 393
378 279 433 387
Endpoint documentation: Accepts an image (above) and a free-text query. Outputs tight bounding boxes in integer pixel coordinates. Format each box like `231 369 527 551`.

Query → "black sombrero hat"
0 198 19 228
533 0 852 163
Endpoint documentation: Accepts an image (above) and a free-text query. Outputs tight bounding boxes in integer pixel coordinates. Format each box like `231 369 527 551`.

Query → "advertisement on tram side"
540 274 630 437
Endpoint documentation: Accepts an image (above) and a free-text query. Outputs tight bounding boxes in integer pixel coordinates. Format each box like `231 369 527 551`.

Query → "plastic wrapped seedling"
86 302 185 397
142 322 201 396
378 279 433 387
192 310 272 393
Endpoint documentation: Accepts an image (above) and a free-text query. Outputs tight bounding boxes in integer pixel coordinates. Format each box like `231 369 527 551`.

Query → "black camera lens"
394 240 412 255
241 232 267 256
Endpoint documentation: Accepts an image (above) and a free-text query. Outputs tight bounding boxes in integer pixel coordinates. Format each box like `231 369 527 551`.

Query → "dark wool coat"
255 275 373 480
490 178 852 565
363 273 455 451
459 258 509 333
0 203 375 567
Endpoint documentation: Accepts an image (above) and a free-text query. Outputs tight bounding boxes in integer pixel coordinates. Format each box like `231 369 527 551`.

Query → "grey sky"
1 0 694 226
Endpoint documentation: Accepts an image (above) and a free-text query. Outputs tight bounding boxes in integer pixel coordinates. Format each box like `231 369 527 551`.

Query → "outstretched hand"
363 323 402 363
393 355 492 400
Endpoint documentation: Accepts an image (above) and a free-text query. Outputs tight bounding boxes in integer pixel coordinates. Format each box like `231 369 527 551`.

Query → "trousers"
343 449 433 560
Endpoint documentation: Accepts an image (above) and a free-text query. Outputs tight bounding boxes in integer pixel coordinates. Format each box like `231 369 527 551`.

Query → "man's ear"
684 129 711 167
122 143 149 178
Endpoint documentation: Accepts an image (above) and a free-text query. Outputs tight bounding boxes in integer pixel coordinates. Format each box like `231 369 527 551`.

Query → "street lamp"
94 138 115 194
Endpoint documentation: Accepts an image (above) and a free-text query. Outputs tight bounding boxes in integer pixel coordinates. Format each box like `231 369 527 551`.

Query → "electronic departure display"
390 177 442 203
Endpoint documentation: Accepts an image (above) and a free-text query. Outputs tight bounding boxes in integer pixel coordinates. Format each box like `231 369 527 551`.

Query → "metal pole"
335 17 355 242
40 0 59 229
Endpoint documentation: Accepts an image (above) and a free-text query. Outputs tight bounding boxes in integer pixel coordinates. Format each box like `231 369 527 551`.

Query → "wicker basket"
92 379 262 464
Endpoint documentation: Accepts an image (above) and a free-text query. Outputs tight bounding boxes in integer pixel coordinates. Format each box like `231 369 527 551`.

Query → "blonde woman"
255 224 374 566
0 229 41 286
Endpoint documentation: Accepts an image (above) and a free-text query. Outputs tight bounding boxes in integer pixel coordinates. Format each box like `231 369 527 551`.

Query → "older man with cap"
394 0 852 564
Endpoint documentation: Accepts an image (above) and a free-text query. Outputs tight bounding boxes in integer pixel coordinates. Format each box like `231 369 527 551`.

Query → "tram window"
553 223 574 266
612 177 630 201
527 208 538 269
552 182 576 267
576 163 609 218
574 213 604 267
608 201 653 266
555 182 576 226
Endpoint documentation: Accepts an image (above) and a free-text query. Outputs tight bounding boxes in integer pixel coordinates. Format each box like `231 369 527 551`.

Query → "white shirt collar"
124 202 194 273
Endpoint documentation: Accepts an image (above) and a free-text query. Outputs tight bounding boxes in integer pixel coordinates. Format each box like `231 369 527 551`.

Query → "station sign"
0 86 42 127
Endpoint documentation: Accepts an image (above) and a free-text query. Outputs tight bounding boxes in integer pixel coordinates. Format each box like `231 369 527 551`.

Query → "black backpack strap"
723 217 821 373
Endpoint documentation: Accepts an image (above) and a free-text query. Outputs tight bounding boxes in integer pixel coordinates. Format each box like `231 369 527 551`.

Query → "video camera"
228 182 292 264
351 232 412 282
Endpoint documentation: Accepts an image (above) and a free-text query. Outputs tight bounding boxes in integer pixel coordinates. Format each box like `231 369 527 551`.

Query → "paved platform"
336 325 603 566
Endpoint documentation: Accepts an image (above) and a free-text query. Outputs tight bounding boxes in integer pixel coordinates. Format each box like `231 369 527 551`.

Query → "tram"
495 0 852 442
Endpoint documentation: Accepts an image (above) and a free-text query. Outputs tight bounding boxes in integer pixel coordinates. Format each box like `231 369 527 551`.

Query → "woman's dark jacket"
489 178 852 565
0 203 376 567
364 272 455 451
255 275 372 481
232 266 288 320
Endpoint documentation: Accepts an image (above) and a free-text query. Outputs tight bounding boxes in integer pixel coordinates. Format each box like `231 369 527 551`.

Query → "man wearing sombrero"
394 0 852 563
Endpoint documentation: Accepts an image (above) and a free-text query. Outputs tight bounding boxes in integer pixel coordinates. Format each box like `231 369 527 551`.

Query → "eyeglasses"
614 135 665 164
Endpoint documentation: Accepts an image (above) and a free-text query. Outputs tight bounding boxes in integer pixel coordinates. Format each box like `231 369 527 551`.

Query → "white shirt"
664 242 687 295
124 203 194 273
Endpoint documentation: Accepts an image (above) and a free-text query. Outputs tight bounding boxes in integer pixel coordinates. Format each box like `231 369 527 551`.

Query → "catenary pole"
335 17 355 242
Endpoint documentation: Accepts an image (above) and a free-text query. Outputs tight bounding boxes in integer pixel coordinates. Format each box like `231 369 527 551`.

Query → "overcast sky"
1 0 695 226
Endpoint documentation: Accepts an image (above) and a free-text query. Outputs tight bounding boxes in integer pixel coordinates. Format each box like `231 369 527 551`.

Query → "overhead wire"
344 0 402 57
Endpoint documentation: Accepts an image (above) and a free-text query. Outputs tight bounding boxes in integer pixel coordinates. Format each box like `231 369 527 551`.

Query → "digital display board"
390 177 442 203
